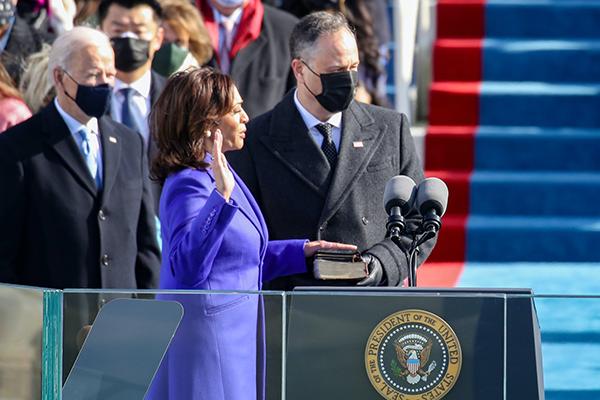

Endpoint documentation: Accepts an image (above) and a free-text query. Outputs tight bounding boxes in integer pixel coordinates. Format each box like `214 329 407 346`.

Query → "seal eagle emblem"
393 335 437 384
365 309 462 400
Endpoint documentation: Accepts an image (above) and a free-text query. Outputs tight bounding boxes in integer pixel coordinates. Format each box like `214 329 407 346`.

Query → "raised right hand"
211 129 235 201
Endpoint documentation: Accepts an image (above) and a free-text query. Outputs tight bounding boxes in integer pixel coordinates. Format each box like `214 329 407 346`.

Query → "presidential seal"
365 310 462 400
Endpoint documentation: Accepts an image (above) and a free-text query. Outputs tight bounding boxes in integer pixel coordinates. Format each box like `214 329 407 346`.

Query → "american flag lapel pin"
353 141 364 148
109 136 117 143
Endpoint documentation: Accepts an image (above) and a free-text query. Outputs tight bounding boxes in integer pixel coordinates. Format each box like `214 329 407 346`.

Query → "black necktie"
315 123 337 167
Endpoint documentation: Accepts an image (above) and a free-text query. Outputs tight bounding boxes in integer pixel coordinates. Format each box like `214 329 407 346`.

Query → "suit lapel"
149 71 166 106
99 118 121 203
232 168 267 241
259 92 332 196
205 163 264 238
42 104 97 197
320 101 385 224
230 33 267 78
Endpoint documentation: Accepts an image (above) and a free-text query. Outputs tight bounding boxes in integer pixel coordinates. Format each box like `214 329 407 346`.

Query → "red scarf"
197 0 264 61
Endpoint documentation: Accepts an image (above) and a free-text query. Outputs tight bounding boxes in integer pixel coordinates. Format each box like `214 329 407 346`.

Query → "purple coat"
147 157 307 400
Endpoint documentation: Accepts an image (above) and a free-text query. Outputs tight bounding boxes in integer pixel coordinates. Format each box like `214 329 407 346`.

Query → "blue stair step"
470 172 600 216
480 82 600 128
457 262 600 294
483 39 600 82
546 391 600 400
486 0 600 39
466 216 600 262
475 127 600 172
458 263 600 398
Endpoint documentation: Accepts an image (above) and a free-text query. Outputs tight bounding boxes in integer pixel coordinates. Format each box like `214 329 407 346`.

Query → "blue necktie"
120 87 138 131
78 127 102 188
120 87 149 148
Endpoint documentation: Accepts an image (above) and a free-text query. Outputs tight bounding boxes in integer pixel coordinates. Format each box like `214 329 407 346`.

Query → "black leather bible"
313 250 368 280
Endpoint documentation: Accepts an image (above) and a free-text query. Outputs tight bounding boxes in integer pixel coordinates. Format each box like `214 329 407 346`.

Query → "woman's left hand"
303 240 358 258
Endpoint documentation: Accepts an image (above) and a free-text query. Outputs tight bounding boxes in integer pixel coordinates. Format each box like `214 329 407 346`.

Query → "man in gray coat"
228 11 435 289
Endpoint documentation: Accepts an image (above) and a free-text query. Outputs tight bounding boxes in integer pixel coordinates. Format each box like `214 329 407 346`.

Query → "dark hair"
289 11 354 60
286 4 386 105
343 1 385 104
150 67 235 183
98 0 163 23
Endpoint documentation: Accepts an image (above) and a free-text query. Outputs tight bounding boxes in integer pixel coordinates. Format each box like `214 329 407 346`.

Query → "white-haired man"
0 26 161 289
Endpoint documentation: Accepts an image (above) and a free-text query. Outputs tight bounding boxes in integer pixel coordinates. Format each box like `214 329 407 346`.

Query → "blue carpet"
429 0 600 397
458 263 600 394
483 39 600 82
480 82 600 128
486 1 600 39
470 172 600 216
471 1 600 263
467 216 600 262
475 127 600 172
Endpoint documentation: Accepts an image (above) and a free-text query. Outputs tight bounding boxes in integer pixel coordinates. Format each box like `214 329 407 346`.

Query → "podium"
0 285 553 400
286 288 544 400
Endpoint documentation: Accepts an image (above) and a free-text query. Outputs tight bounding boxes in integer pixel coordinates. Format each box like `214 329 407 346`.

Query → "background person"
0 62 31 132
0 0 49 86
196 0 298 118
19 44 55 113
98 0 165 212
152 0 212 76
147 67 355 400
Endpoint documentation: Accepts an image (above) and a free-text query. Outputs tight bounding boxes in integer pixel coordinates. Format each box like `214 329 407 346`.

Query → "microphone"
416 177 449 234
383 175 417 238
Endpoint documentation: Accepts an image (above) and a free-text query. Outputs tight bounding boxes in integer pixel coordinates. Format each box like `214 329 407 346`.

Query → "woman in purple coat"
146 68 355 400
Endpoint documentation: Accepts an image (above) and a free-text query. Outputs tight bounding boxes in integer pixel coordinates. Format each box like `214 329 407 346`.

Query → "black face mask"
63 71 112 118
302 60 358 113
111 37 150 72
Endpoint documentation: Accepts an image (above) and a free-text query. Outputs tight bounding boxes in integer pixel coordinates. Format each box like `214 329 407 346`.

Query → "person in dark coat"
197 0 298 118
0 28 161 378
0 26 160 290
99 0 166 212
228 11 436 289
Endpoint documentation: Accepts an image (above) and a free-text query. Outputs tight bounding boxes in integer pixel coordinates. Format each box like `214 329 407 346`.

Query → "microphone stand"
388 219 439 288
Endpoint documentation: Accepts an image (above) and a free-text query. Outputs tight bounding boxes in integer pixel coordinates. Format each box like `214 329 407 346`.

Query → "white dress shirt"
111 70 152 143
293 89 342 151
54 97 103 182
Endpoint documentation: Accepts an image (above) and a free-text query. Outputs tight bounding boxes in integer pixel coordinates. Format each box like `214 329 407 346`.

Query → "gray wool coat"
228 92 436 288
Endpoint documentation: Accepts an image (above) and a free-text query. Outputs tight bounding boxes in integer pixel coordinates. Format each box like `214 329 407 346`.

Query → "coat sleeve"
163 173 239 287
135 150 162 288
365 113 437 286
0 154 24 284
262 239 308 283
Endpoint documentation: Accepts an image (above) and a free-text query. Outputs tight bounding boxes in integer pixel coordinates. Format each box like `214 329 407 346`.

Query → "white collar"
54 97 100 135
293 89 342 129
114 69 152 99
